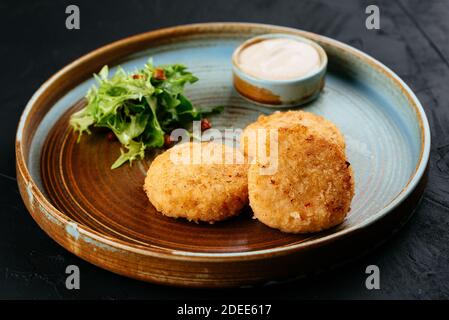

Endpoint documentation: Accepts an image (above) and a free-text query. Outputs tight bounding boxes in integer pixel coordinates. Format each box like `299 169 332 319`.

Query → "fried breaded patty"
144 142 248 223
240 110 345 159
248 125 354 233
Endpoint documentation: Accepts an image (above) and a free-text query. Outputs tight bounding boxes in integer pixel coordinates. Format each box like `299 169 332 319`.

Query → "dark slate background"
0 0 448 299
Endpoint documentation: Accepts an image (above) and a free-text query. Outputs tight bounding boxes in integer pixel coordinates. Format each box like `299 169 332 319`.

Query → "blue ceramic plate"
16 23 430 287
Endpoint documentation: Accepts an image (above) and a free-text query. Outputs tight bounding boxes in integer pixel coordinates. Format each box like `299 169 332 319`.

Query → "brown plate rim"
15 22 431 262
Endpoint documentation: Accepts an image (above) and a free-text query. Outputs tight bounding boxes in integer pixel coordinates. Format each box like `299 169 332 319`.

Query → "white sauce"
237 38 321 80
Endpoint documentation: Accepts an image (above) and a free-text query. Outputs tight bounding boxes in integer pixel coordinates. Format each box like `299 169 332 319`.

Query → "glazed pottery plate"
16 23 430 287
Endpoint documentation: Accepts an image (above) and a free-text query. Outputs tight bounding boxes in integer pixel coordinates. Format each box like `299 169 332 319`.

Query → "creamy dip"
237 38 321 80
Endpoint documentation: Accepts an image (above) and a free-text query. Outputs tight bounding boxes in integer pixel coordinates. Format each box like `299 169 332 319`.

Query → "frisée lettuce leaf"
69 59 221 169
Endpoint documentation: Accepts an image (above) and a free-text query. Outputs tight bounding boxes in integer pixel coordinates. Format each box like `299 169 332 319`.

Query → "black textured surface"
0 0 448 299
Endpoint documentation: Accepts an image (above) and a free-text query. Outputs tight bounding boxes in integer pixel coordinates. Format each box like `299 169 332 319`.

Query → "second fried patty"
248 125 354 233
144 142 248 223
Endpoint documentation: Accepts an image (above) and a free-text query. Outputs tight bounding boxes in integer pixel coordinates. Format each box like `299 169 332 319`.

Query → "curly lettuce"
70 59 222 169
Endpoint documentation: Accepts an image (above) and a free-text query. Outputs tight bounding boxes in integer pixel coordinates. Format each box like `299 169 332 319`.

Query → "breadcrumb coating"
144 142 248 223
240 110 346 159
248 125 354 233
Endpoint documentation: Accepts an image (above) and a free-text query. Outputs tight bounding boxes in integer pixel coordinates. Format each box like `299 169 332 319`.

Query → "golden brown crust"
144 142 248 223
240 110 346 158
248 125 354 233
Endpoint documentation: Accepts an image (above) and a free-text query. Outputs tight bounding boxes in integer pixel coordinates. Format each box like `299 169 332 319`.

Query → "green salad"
70 59 222 169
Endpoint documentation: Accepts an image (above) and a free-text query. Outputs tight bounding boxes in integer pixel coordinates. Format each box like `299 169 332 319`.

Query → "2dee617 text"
221 304 271 315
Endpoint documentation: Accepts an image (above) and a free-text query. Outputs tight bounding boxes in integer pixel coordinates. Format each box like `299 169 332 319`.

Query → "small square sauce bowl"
232 33 328 107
